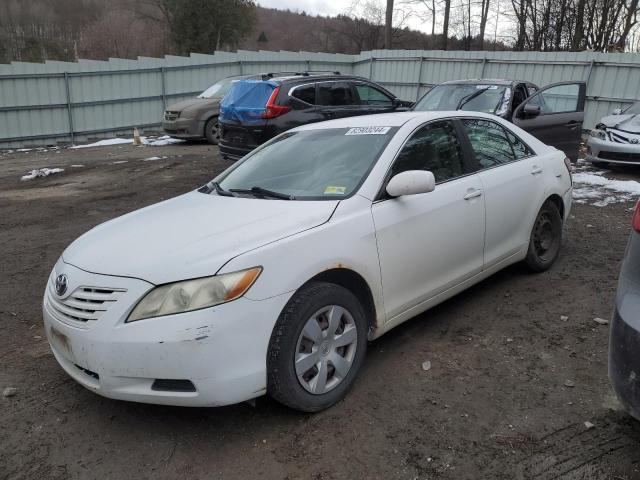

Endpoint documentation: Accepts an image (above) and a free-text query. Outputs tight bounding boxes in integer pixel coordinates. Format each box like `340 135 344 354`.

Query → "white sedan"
43 112 573 412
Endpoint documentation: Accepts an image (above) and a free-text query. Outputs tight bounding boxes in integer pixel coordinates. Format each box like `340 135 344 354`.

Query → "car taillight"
261 87 291 119
633 201 640 232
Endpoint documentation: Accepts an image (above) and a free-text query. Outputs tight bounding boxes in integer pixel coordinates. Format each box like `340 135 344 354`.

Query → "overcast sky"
257 0 345 17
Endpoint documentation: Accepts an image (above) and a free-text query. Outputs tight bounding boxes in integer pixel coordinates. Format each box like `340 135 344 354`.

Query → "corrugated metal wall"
1 49 639 148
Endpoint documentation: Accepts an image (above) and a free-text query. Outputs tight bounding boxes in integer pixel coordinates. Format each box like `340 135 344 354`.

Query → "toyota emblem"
631 138 639 144
55 274 68 296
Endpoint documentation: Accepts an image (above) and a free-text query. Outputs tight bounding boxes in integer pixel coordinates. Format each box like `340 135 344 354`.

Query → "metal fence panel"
1 50 639 148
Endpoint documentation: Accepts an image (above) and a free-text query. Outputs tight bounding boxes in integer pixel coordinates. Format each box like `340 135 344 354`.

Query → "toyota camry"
44 111 573 412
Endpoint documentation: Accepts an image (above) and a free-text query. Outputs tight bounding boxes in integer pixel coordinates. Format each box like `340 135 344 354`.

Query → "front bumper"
43 261 292 407
586 136 640 165
162 117 205 139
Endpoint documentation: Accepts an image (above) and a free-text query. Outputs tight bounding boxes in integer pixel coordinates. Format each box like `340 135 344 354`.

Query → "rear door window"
291 84 316 105
317 82 357 106
462 119 516 168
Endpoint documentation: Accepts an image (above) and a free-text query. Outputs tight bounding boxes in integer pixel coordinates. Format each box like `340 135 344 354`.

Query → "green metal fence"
1 49 639 148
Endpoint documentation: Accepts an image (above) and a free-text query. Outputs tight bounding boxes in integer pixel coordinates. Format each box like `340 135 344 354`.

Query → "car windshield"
214 127 397 200
198 77 240 99
414 84 509 114
624 102 640 115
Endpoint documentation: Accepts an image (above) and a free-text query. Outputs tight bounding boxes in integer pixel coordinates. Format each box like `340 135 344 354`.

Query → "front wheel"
204 117 220 145
524 200 563 272
267 282 368 412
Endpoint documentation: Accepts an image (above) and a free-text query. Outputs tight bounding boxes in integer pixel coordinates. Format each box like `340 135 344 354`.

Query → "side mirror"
612 108 622 115
522 103 541 118
386 170 436 197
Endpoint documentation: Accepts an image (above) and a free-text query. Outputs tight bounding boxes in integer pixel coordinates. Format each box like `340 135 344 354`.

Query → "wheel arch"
545 193 565 220
300 268 379 336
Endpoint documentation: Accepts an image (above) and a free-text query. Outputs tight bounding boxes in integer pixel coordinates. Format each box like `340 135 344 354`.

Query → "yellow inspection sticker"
324 186 347 195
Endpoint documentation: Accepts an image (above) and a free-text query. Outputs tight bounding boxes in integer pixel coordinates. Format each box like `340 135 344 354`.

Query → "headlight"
127 267 262 322
590 129 607 140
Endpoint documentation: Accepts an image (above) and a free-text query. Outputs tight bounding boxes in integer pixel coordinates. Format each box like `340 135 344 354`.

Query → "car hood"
63 191 339 285
599 113 640 133
166 97 219 113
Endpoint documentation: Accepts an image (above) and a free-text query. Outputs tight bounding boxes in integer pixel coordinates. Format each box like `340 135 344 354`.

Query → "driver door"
512 81 586 160
371 120 485 321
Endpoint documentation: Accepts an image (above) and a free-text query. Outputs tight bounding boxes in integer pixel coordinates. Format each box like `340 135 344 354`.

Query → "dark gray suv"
610 200 640 420
413 79 586 160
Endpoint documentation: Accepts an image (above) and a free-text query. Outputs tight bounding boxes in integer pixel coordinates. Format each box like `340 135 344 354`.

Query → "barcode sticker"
345 126 391 135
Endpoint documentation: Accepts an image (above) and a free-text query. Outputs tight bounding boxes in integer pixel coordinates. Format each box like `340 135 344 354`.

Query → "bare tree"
385 0 395 47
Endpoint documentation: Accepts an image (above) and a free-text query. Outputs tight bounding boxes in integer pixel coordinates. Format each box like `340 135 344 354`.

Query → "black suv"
218 72 412 160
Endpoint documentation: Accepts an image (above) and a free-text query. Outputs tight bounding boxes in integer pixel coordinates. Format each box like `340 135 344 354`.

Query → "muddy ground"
1 141 639 480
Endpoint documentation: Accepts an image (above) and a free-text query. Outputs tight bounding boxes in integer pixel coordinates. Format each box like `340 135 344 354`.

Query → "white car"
43 112 573 412
587 101 640 167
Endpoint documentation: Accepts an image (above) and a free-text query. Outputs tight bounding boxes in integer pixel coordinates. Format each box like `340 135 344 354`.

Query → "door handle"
565 120 581 130
464 189 483 200
531 166 543 175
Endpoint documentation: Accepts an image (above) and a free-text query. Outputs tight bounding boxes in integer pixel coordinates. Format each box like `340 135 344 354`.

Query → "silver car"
162 74 261 144
610 200 640 420
587 102 640 167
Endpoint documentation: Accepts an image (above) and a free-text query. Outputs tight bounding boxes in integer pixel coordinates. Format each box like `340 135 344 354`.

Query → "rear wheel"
267 282 367 412
204 117 220 145
524 200 563 272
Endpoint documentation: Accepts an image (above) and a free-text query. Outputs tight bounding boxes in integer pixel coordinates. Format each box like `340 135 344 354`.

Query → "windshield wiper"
456 86 491 110
206 181 235 196
229 186 293 200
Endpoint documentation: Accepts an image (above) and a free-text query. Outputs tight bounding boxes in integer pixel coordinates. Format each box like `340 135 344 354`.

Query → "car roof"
440 79 518 86
292 111 501 131
268 74 369 84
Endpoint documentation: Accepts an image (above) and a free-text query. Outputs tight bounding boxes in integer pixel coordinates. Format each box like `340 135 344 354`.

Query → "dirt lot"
1 141 640 480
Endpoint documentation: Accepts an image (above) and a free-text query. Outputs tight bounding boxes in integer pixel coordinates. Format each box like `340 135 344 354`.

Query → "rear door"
315 81 361 121
460 117 546 268
512 81 586 160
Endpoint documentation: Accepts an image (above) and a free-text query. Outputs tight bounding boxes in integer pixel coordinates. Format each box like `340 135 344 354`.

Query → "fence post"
368 57 375 80
63 72 75 145
586 59 595 91
306 59 311 72
415 56 424 101
239 60 244 75
480 57 487 79
160 67 167 112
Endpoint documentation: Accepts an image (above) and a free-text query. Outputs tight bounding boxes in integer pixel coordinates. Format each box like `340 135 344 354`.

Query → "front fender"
218 196 386 329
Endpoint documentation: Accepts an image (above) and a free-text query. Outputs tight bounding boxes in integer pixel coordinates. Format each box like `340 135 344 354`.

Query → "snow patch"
112 160 128 164
142 135 184 146
69 135 184 149
572 165 640 206
21 168 64 181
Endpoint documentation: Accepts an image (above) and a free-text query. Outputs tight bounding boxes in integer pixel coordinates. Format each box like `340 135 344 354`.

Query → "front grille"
45 276 126 328
164 111 180 121
599 151 640 163
609 130 640 144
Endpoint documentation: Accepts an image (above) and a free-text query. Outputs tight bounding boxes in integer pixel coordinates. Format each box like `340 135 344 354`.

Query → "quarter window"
291 84 316 105
390 121 464 183
506 130 534 159
462 119 515 168
317 82 356 106
355 84 393 106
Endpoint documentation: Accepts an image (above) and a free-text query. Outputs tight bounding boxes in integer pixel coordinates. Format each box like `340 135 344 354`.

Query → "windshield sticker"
476 85 499 89
324 186 347 195
345 126 391 135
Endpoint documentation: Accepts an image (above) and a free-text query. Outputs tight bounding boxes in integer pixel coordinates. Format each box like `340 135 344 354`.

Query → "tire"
267 282 368 412
204 117 219 145
591 161 609 169
524 200 563 272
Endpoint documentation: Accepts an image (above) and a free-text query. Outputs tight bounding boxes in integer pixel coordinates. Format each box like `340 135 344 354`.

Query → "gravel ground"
1 142 639 480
